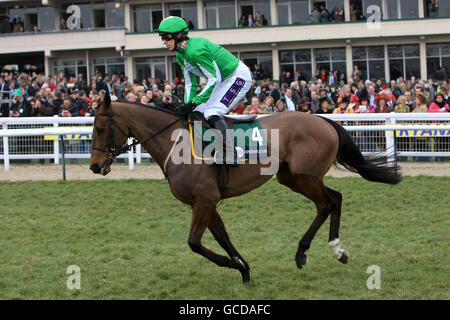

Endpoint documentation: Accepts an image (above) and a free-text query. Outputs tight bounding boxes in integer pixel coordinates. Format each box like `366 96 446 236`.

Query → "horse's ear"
103 86 111 108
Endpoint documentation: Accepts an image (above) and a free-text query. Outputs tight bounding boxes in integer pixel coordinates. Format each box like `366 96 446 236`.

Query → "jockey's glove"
176 101 196 115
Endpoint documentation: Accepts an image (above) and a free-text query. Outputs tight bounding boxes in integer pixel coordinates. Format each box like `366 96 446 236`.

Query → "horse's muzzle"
90 164 101 174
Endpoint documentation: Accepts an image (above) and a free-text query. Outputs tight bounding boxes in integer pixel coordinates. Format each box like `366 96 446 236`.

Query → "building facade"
1 0 449 84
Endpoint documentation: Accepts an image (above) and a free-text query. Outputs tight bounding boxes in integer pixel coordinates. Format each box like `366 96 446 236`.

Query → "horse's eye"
97 127 105 134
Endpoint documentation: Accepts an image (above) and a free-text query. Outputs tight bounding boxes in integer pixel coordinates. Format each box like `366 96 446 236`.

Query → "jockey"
157 16 252 166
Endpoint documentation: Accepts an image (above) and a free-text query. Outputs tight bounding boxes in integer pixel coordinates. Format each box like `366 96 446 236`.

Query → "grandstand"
0 0 449 83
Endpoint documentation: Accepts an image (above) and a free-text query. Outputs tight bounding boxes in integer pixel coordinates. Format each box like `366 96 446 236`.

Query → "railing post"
128 138 134 170
53 118 59 164
385 115 395 164
136 144 142 164
2 122 9 171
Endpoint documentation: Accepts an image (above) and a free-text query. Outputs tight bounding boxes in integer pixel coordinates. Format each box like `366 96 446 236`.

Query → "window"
53 59 87 79
241 51 273 79
277 0 309 25
205 0 236 28
386 0 418 19
426 0 450 18
38 7 55 31
426 42 450 80
314 47 346 75
239 0 271 26
166 2 197 30
135 57 166 81
93 57 125 77
388 44 420 80
279 49 312 81
132 4 163 32
352 45 385 80
105 2 124 27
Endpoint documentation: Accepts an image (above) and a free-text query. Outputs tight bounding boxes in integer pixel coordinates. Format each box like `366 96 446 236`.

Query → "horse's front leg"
208 208 250 283
187 197 249 283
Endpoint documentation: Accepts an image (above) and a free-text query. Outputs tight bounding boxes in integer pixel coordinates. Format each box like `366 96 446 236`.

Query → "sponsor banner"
393 123 450 138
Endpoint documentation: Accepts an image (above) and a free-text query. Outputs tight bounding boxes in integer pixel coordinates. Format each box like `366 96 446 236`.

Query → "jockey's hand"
176 101 195 115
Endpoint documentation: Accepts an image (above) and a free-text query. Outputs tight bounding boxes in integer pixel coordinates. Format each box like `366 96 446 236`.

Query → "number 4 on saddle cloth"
188 112 268 163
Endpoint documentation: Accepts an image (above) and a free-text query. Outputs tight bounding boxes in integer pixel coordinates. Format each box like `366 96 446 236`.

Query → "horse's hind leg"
326 187 349 264
276 172 332 268
188 196 250 283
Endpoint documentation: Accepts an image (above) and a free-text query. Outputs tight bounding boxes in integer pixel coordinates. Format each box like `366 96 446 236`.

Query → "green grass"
0 176 448 300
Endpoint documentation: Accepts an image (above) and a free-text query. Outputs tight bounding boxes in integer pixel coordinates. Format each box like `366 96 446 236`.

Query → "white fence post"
2 122 9 171
128 138 134 170
53 118 59 164
385 115 395 164
136 144 142 164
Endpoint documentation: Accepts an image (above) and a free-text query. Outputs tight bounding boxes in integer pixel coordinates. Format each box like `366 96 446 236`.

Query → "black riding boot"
209 116 240 166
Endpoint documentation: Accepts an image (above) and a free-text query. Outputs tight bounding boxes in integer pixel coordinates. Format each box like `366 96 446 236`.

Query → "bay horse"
89 92 401 284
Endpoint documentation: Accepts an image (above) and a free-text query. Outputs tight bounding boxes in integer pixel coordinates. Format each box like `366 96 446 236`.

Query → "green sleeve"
192 51 218 106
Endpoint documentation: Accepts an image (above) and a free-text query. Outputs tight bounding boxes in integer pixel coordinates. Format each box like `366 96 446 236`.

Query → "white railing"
1 113 450 171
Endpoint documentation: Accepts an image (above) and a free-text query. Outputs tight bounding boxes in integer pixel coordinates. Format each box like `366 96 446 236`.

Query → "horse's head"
89 89 128 176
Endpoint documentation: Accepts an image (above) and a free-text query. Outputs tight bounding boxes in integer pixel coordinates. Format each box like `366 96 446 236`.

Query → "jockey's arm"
190 51 218 106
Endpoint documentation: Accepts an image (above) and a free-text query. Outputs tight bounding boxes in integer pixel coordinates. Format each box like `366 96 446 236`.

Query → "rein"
92 106 184 165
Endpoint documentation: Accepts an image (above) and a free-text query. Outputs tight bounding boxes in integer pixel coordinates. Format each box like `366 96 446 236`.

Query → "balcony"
0 27 126 55
125 17 450 51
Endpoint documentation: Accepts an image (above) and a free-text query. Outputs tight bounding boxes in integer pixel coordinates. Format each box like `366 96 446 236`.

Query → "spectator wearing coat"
10 88 32 117
428 93 450 112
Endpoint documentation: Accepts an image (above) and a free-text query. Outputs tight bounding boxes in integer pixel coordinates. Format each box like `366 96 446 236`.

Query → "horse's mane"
112 99 181 117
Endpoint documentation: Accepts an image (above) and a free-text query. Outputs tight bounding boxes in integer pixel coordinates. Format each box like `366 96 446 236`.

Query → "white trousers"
193 60 252 120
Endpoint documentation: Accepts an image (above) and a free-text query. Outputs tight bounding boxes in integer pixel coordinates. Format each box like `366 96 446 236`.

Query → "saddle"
188 112 268 163
189 112 257 129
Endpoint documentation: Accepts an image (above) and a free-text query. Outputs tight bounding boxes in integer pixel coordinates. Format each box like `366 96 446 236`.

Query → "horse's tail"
321 117 402 185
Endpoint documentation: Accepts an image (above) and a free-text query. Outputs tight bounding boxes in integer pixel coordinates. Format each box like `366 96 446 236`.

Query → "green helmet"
157 16 189 37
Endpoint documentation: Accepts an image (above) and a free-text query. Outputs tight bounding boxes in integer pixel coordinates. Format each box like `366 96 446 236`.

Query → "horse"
89 92 401 284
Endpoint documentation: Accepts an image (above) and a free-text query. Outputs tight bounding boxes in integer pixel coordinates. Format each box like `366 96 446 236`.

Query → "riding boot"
209 116 241 166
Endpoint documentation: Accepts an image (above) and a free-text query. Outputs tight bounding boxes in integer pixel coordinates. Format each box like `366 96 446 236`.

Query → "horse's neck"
117 103 182 169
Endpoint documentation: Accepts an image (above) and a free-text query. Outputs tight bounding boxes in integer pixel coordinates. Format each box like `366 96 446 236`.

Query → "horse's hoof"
241 269 251 285
295 252 308 269
338 251 349 264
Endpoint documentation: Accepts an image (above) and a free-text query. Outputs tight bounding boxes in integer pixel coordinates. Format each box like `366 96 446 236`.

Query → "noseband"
92 107 183 168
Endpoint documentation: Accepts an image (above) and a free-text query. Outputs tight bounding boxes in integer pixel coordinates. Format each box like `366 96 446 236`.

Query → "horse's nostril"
90 164 100 173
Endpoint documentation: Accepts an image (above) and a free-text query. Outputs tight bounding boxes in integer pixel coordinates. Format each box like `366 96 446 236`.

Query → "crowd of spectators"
238 11 268 27
1 63 449 121
309 5 345 23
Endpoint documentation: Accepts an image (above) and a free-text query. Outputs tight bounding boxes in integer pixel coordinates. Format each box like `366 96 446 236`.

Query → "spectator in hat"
10 88 32 117
375 92 391 113
298 97 312 113
333 96 354 114
319 87 336 110
355 93 375 113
